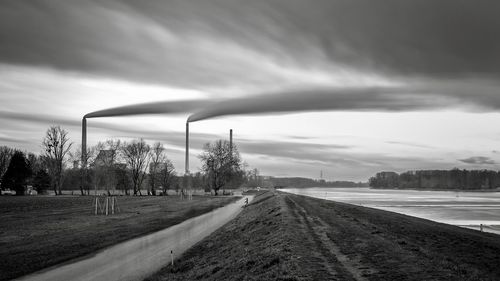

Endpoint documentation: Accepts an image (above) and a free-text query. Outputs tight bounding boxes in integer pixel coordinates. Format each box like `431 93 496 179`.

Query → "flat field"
148 190 500 280
0 195 238 281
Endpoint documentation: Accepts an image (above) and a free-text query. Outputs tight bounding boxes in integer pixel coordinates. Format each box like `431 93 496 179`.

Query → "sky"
1 0 500 181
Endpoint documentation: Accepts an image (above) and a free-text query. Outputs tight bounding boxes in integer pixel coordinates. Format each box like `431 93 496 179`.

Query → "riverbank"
0 195 238 281
148 190 500 280
370 187 500 192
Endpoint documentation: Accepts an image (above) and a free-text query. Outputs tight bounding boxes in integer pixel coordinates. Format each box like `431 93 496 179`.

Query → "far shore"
281 186 500 192
370 186 500 192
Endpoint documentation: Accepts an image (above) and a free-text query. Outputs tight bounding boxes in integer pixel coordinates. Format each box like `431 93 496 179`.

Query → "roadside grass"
146 190 303 281
0 195 238 281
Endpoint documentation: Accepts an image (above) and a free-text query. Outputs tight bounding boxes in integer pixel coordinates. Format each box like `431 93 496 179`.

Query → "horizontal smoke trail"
84 99 216 119
187 86 455 123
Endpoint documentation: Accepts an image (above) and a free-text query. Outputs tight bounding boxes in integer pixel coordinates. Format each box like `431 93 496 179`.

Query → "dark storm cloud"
459 156 496 165
1 0 500 87
121 0 500 77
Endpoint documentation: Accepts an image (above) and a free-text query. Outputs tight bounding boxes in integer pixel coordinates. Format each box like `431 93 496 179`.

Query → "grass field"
148 190 500 280
0 195 238 281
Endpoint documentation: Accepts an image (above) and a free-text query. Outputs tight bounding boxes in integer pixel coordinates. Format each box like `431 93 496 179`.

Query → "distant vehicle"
2 189 16 195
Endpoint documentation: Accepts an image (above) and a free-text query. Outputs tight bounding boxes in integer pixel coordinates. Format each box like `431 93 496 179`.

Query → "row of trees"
0 126 69 195
269 177 367 188
1 125 251 196
369 169 500 190
76 139 176 196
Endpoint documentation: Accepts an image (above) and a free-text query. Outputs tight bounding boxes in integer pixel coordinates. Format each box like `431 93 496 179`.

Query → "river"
281 187 500 235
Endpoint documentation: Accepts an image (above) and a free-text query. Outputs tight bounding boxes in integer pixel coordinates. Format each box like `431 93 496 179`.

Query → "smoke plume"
84 99 215 119
187 86 458 123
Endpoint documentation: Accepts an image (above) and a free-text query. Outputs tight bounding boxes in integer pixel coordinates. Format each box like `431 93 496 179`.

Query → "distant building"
93 150 115 167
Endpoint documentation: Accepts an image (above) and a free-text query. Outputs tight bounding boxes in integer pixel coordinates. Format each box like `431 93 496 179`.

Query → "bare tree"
148 142 166 195
0 146 14 182
42 126 72 195
70 146 96 195
121 139 150 195
245 168 262 188
159 159 176 195
199 140 243 195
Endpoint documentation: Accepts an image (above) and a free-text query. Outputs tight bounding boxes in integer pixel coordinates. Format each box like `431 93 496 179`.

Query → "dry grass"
0 195 238 281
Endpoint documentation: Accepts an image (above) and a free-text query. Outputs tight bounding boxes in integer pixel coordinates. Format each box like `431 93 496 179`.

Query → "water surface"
282 187 500 235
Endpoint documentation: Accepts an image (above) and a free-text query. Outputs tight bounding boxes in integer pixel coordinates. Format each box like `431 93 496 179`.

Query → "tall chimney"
229 129 233 155
185 122 189 174
81 117 87 192
82 117 87 168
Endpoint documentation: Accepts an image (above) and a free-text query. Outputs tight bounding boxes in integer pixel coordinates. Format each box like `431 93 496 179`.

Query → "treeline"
0 148 45 195
269 177 367 188
369 169 500 190
1 125 262 196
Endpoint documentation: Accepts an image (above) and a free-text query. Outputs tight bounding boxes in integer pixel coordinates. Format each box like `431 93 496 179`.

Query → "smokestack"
81 117 87 192
229 129 233 155
185 122 189 174
82 118 87 168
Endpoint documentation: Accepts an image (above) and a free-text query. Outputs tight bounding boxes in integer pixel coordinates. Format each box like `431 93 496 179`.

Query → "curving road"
17 195 253 281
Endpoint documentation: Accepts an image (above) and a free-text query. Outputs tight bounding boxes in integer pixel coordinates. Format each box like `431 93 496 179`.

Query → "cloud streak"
0 111 80 127
459 156 496 165
187 86 458 122
84 99 214 118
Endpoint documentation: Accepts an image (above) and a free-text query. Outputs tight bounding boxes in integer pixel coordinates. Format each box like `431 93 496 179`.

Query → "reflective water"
18 196 253 281
282 187 500 235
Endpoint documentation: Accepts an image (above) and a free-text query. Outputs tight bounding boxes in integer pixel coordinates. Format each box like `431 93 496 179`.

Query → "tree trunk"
57 178 62 195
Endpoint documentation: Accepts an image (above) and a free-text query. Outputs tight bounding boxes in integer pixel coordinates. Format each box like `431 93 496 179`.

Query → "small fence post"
171 250 174 266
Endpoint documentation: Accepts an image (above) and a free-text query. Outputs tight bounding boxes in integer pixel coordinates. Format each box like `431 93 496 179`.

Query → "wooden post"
111 197 115 215
95 197 98 215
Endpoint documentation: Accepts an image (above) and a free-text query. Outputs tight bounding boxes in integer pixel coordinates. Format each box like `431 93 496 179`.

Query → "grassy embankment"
148 190 500 281
0 195 238 281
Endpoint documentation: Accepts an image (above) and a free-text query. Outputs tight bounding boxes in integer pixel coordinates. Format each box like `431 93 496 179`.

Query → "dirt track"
148 190 500 281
